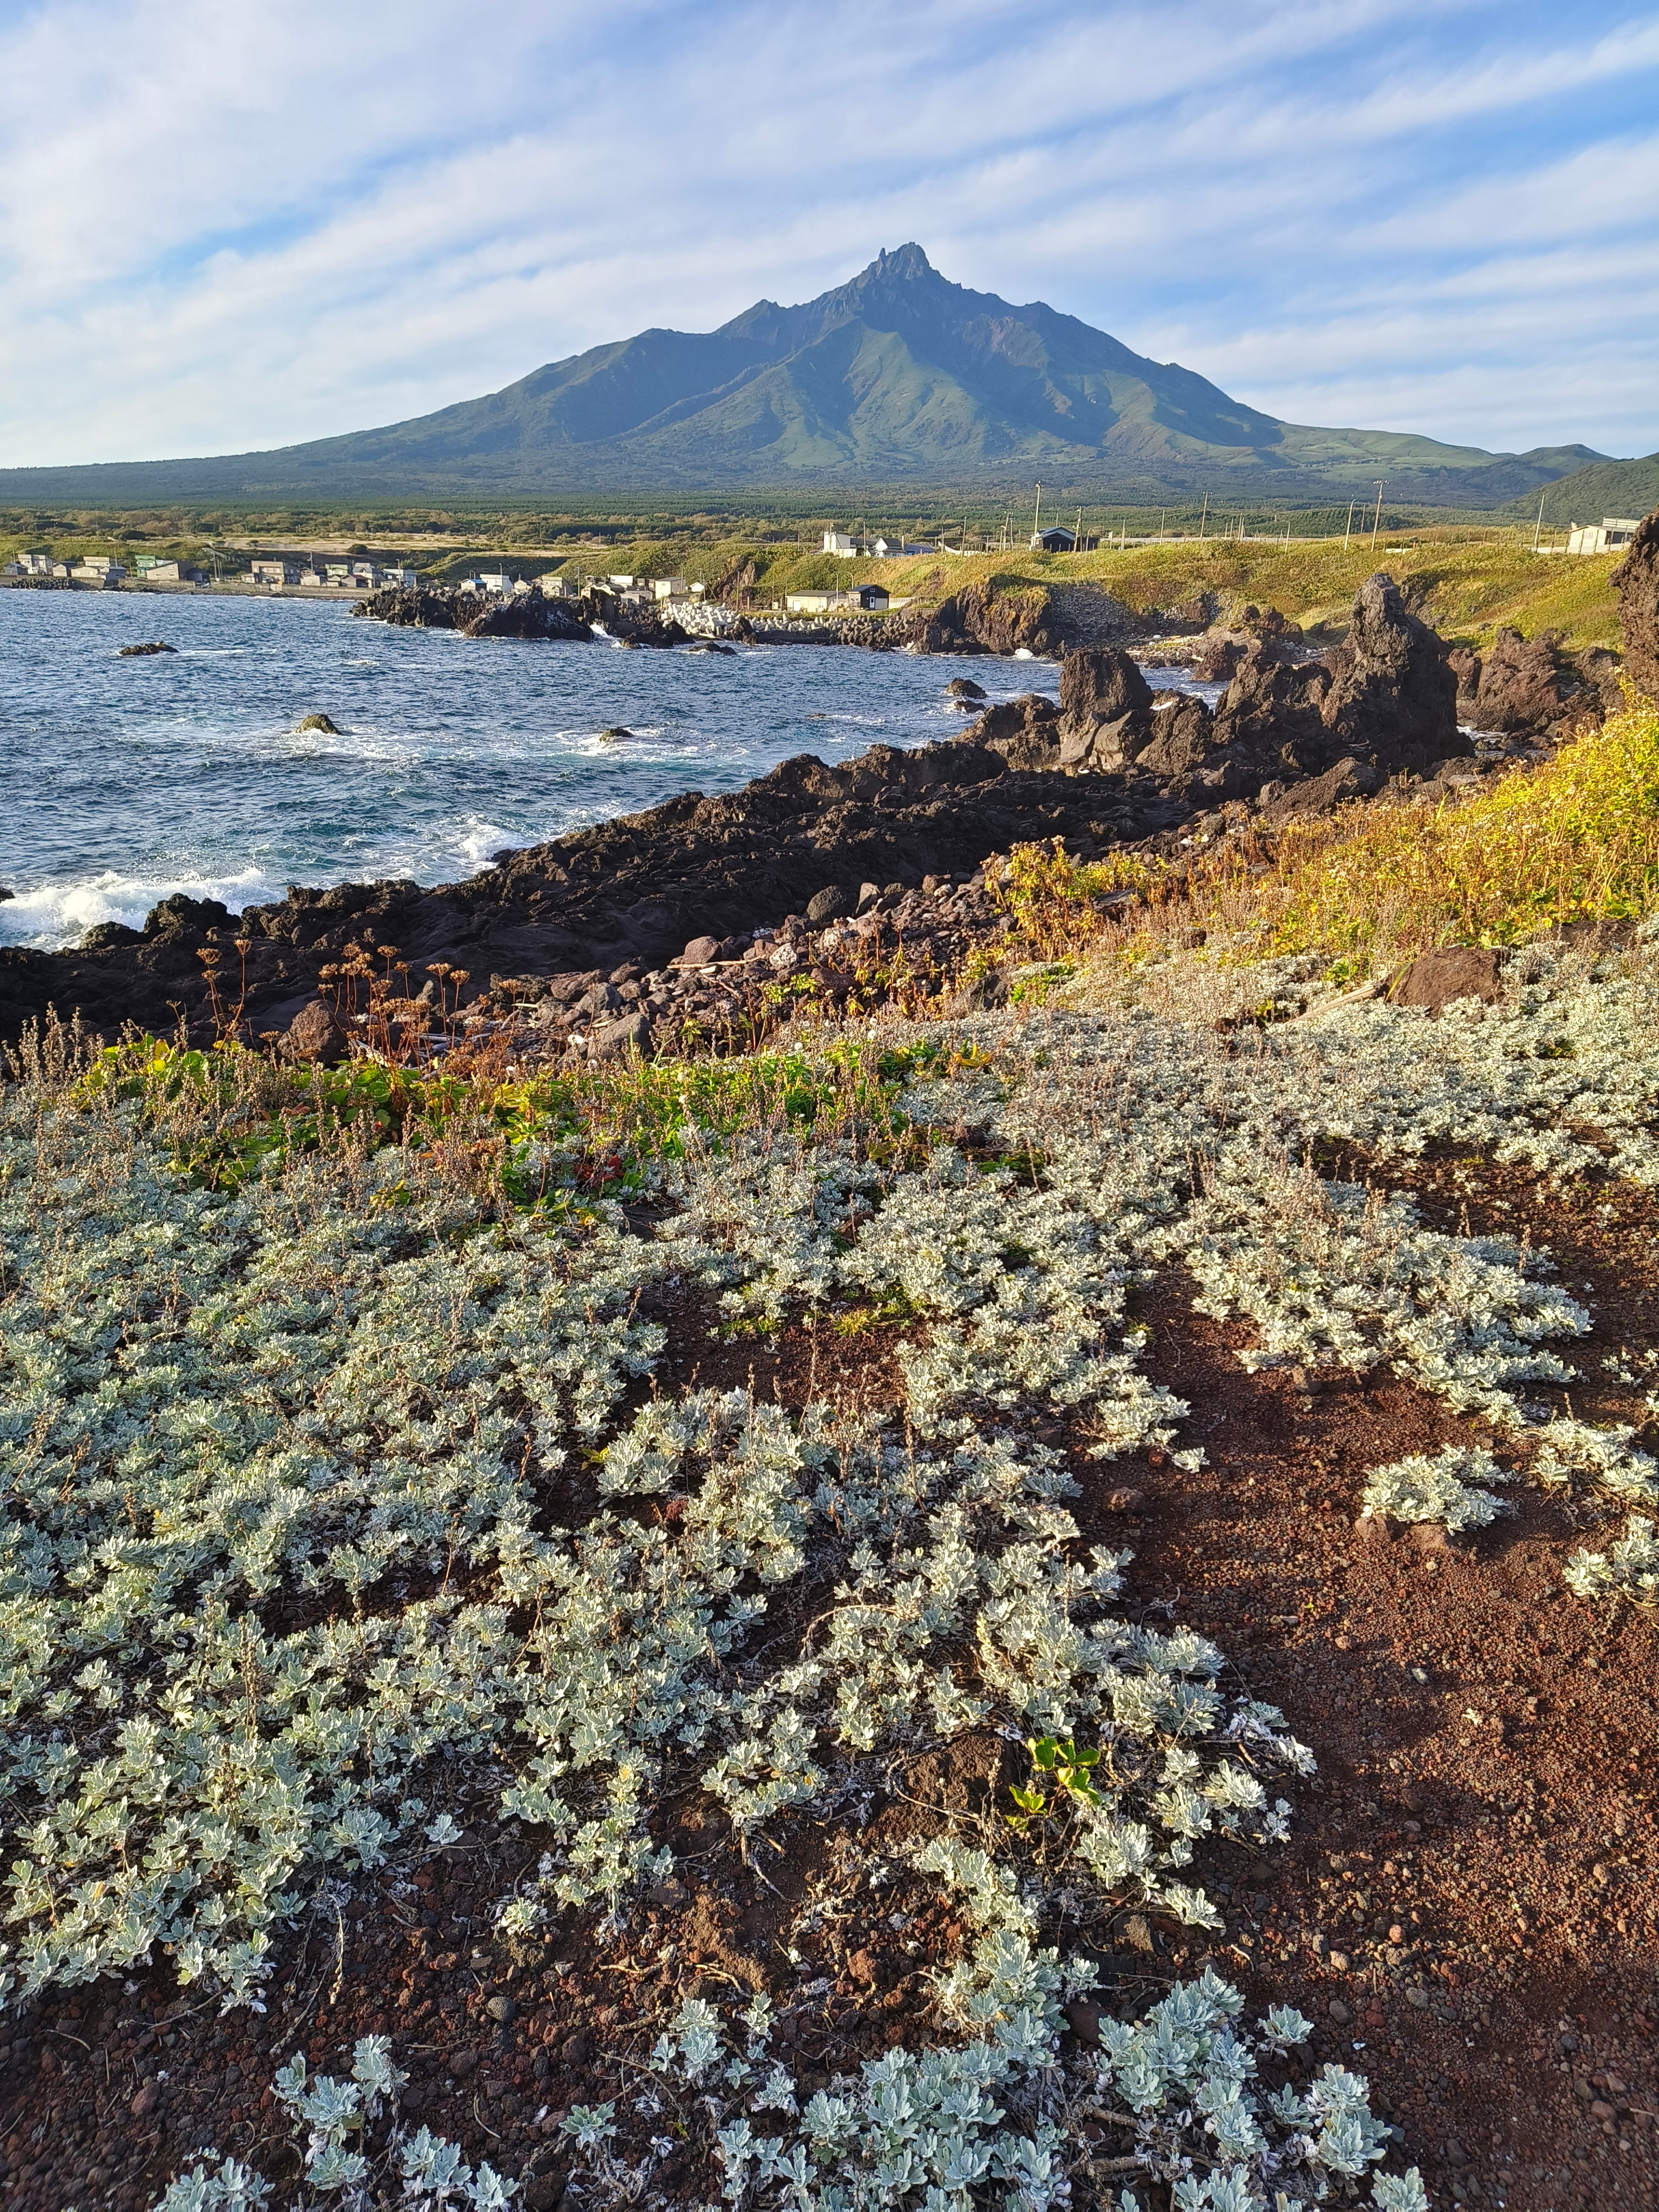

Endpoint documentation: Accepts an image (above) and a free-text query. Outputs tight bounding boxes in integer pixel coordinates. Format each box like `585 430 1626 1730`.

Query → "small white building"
785 584 890 615
606 573 636 589
15 550 53 575
71 558 127 582
652 576 690 602
142 561 207 584
822 531 858 557
536 574 577 597
251 558 300 585
1566 516 1642 556
476 571 514 594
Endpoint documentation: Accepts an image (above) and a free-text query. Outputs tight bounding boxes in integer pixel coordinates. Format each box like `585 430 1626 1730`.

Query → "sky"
1 0 1656 468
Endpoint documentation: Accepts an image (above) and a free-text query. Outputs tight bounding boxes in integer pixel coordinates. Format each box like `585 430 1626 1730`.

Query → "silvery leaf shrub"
149 2035 515 2210
1359 1447 1514 1532
621 1848 1428 2212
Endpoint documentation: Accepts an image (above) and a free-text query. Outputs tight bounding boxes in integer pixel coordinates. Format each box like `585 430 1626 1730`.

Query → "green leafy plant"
1006 1735 1104 1837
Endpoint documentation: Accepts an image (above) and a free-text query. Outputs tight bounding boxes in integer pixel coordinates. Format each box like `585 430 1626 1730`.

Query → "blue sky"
1 0 1656 467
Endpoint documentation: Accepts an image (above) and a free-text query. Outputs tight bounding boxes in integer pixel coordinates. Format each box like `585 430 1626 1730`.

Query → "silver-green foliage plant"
1563 1515 1659 1604
1359 1447 1514 1533
617 1846 1428 2212
150 2035 516 2210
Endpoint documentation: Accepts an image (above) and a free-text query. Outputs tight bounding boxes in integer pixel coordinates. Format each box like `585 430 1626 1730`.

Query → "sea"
0 590 1209 953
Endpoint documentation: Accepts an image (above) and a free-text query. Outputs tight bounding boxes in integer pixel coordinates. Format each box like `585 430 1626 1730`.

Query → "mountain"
0 245 1612 506
1498 450 1659 529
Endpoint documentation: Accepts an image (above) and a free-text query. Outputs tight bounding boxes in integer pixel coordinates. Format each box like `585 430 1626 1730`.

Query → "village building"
140 561 208 585
14 551 53 575
652 576 690 602
1030 526 1077 552
1565 516 1642 556
784 583 891 615
822 531 858 557
70 558 127 582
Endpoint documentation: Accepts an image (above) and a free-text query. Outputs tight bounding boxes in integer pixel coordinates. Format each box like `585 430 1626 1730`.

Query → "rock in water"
1614 509 1659 705
118 640 176 657
597 726 635 743
295 712 341 734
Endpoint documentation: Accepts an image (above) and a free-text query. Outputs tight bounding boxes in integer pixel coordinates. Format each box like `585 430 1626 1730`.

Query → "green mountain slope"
0 245 1613 505
1498 451 1659 528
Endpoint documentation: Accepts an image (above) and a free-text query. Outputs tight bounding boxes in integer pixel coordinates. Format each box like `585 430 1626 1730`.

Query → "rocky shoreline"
3 538 1653 1059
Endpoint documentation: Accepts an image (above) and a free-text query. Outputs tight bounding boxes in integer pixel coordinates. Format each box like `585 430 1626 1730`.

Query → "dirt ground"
3 1154 1657 2211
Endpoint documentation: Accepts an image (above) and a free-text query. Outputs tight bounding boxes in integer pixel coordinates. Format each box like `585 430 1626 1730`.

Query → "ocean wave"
0 865 282 952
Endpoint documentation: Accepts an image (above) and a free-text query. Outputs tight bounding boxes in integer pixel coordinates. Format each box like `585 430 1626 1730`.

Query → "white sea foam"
0 866 282 950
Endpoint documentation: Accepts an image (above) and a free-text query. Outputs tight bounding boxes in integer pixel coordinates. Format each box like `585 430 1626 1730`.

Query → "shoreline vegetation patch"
3 670 1658 2203
14 878 1659 2203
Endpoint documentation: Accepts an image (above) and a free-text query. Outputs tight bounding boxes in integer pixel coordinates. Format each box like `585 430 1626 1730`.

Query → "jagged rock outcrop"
1137 692 1218 784
1613 509 1659 705
1318 571 1457 770
1212 641 1332 765
961 693 1062 769
1447 627 1614 737
354 584 594 641
1054 647 1157 770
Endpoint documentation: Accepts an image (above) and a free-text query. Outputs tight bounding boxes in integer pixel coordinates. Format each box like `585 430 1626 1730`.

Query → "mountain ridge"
0 245 1613 506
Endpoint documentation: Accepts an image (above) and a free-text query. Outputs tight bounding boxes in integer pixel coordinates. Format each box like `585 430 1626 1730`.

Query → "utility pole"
1199 491 1208 542
1533 489 1547 551
1032 482 1043 541
1370 481 1386 553
1342 500 1355 552
1075 506 1083 551
1158 507 1166 539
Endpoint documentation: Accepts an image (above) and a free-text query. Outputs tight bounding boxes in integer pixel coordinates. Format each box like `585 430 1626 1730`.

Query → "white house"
251 558 300 584
785 583 890 615
476 571 514 594
822 531 858 557
71 559 127 582
15 551 53 575
1566 516 1642 556
652 576 690 602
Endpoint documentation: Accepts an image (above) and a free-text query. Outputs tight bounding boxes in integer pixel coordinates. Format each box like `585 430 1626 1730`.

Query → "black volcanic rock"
1614 509 1659 705
1318 572 1456 770
1448 626 1607 736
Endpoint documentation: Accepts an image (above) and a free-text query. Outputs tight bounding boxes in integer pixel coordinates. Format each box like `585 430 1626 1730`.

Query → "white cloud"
1 0 1655 466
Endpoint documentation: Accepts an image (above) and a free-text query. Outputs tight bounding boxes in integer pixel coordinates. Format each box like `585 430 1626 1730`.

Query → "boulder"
806 885 854 925
1136 692 1216 782
1450 626 1601 736
1319 573 1457 770
960 693 1061 769
1192 633 1247 684
1613 510 1659 705
1389 945 1505 1013
591 1010 651 1058
118 640 176 657
281 997 348 1063
144 893 233 937
295 712 341 734
946 677 987 702
1059 645 1154 730
1258 757 1385 825
677 934 721 967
